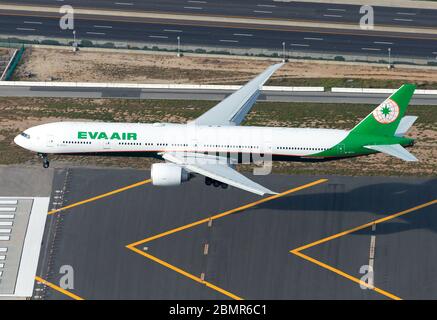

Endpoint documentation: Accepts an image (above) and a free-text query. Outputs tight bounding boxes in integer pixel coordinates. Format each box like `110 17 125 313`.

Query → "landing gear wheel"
220 183 228 189
43 160 50 168
205 177 212 186
38 153 50 169
213 180 221 187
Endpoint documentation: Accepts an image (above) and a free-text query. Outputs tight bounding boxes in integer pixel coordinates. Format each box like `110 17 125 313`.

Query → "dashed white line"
257 4 276 7
184 6 203 9
94 25 112 29
361 47 381 51
323 14 343 18
290 43 309 47
393 18 413 22
253 10 272 14
16 27 35 31
220 39 239 43
374 41 393 45
396 12 416 16
23 21 42 24
233 33 253 37
327 8 346 12
114 2 133 5
187 0 207 3
149 35 169 39
86 32 105 35
164 29 183 33
304 37 323 41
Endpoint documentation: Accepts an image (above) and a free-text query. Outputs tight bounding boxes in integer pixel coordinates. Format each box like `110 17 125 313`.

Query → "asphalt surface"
35 168 437 299
7 0 437 29
1 86 437 105
1 13 437 59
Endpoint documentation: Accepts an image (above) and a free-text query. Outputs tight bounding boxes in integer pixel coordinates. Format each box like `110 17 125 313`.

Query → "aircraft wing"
193 63 284 126
162 152 277 196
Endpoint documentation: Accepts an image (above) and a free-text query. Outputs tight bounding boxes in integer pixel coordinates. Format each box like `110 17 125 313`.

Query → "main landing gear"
38 153 50 168
205 177 228 189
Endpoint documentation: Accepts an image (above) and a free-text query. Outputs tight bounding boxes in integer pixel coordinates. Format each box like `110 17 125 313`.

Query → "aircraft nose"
14 134 24 148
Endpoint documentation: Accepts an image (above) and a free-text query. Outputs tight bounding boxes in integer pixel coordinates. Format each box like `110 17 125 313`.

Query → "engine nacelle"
151 163 190 186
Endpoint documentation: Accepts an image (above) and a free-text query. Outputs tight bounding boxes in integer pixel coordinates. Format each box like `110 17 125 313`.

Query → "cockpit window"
20 132 30 139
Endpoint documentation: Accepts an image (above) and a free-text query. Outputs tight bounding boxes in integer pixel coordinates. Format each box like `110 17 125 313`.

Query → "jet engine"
151 163 190 186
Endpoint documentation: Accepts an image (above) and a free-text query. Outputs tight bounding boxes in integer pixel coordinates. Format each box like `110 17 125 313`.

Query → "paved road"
7 0 437 29
1 85 437 105
1 14 437 59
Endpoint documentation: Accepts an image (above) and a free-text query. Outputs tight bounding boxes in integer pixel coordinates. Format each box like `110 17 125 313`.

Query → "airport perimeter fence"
0 37 436 69
0 45 25 81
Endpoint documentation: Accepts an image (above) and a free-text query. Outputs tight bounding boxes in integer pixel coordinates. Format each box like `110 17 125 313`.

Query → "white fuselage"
14 121 349 158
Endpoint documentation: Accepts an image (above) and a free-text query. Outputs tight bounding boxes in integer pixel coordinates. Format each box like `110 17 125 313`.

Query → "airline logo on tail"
372 98 400 124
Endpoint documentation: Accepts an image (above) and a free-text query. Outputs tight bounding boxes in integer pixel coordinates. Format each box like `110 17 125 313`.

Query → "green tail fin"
350 84 416 136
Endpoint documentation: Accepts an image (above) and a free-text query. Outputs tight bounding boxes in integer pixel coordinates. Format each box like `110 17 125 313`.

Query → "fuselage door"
47 134 55 147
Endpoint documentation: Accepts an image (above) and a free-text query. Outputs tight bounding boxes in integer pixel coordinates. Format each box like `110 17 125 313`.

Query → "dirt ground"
13 47 437 86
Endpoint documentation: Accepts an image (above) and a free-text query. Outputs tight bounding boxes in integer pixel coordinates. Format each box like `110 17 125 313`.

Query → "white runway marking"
257 4 276 7
361 47 381 51
94 25 112 29
396 12 416 16
16 27 35 31
187 0 207 3
304 37 323 41
220 39 239 43
184 6 203 9
114 2 133 5
290 43 309 47
149 35 169 39
164 29 183 33
327 8 346 12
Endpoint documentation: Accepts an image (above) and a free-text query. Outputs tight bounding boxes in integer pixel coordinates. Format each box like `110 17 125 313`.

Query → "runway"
34 167 437 299
6 0 437 29
2 85 437 105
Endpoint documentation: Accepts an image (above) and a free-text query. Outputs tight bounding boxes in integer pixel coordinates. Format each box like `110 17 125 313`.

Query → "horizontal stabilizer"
364 144 418 162
395 116 418 137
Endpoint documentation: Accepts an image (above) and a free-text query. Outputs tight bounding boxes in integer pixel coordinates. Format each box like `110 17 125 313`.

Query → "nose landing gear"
205 177 228 189
38 153 50 168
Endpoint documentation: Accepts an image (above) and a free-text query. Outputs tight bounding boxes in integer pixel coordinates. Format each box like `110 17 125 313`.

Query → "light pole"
177 36 181 57
388 47 392 69
282 41 286 62
72 30 78 52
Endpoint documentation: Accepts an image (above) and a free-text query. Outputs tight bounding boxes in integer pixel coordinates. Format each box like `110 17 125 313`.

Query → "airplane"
14 63 418 196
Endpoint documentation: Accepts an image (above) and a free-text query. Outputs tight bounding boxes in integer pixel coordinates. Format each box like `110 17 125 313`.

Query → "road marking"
290 43 309 47
94 25 112 29
257 4 276 7
374 41 393 45
253 10 272 14
327 8 346 12
35 276 84 300
324 14 343 18
393 18 413 22
127 179 327 299
396 12 416 16
233 33 253 37
16 27 35 31
220 39 238 43
86 32 105 35
361 47 381 51
304 37 323 41
184 6 203 10
23 21 42 24
149 35 168 39
164 29 183 33
290 199 437 300
114 2 133 5
47 179 151 215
